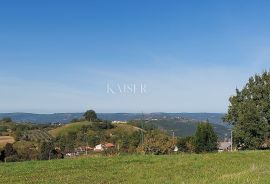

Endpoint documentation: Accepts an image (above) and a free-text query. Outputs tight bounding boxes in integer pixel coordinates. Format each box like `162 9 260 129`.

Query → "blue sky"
1 0 270 113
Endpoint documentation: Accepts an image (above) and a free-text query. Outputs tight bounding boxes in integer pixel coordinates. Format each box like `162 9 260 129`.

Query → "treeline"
177 122 218 153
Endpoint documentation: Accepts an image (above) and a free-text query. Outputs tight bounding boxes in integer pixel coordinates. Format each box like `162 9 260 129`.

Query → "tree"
224 71 270 149
4 143 17 157
90 121 114 131
177 136 194 153
0 150 5 162
83 110 98 122
3 143 19 162
13 141 39 161
56 132 77 153
71 118 80 123
2 117 12 123
39 141 55 160
194 122 218 153
137 131 174 155
127 120 157 131
0 126 8 134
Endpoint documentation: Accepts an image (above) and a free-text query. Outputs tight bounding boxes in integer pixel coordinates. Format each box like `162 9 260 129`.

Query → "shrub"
137 131 174 155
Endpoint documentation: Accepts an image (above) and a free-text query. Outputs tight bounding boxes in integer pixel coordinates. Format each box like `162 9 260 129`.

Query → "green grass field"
1 151 270 184
49 121 139 137
49 121 93 137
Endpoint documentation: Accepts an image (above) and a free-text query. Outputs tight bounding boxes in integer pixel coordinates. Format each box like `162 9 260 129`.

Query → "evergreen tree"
194 122 218 153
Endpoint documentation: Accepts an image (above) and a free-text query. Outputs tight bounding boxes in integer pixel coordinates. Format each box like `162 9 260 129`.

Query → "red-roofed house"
104 143 115 149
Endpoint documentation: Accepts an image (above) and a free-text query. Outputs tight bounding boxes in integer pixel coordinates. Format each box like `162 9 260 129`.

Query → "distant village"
65 142 115 157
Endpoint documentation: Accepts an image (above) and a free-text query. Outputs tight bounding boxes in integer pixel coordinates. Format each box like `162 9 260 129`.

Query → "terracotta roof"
104 143 115 148
85 146 93 150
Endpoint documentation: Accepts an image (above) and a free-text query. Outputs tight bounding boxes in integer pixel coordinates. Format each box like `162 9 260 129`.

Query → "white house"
94 144 104 152
218 142 232 152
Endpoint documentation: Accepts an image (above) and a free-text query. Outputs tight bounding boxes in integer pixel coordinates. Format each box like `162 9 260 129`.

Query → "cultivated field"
0 136 15 148
0 151 270 184
27 130 53 142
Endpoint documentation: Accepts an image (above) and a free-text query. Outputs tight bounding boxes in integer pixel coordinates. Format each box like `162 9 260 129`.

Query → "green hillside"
49 121 92 137
49 121 139 137
0 151 270 184
145 120 230 139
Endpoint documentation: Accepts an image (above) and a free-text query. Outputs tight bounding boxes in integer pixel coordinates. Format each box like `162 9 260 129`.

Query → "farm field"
27 130 53 142
0 151 270 184
0 136 15 148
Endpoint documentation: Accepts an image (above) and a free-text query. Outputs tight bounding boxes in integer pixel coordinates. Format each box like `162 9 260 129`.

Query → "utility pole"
85 132 88 155
141 112 144 144
231 129 233 152
49 150 51 160
172 131 175 145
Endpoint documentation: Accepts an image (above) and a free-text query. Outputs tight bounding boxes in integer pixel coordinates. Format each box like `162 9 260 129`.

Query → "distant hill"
146 119 230 139
0 112 227 126
0 113 83 124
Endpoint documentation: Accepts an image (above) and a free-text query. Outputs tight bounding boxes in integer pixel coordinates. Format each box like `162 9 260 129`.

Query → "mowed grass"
0 136 15 148
1 151 270 184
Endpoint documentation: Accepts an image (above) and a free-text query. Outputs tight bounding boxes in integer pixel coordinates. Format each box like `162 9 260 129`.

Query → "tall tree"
83 110 97 122
194 122 218 153
177 136 194 153
4 143 17 157
0 150 5 162
224 71 270 149
3 143 19 162
40 141 54 160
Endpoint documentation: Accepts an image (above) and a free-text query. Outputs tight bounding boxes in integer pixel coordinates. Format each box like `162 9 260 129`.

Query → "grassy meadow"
0 151 270 184
49 121 139 137
49 121 93 137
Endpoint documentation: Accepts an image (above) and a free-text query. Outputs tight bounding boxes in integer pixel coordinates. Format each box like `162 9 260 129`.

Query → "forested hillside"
0 113 226 125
